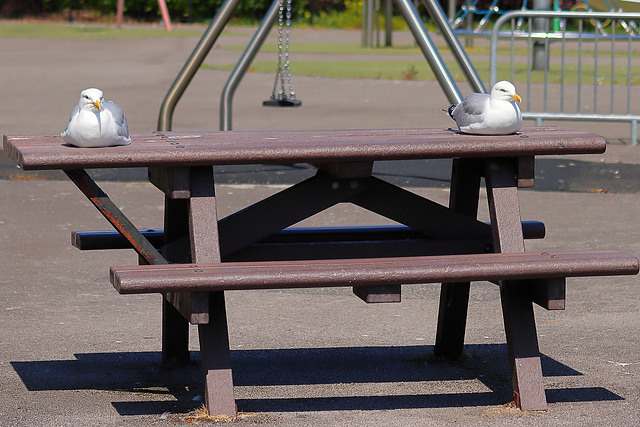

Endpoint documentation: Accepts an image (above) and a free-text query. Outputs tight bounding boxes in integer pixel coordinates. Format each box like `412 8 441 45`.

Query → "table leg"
434 158 482 359
162 298 190 365
188 166 236 416
162 198 191 365
198 292 236 416
485 159 525 253
485 158 547 411
65 169 192 365
500 282 547 410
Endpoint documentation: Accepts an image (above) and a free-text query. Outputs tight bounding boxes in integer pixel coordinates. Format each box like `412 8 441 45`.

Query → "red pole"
157 0 172 31
116 0 124 28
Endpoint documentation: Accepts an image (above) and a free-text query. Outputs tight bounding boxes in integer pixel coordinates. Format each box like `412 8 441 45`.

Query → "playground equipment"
571 0 640 34
157 0 486 131
451 0 640 34
263 0 301 107
450 0 521 32
587 0 640 12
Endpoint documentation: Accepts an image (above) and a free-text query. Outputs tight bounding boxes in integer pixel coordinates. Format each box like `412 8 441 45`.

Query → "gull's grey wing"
103 101 129 138
461 93 489 115
452 93 489 125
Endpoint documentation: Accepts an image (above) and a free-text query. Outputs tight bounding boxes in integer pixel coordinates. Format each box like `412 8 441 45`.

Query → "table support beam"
500 281 547 410
162 198 192 364
188 166 236 416
162 298 191 365
219 172 369 257
434 158 482 359
485 158 525 253
350 176 489 239
485 158 547 411
198 292 236 416
64 169 166 265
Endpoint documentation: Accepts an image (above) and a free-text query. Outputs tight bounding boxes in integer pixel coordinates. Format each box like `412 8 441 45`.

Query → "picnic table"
3 127 638 416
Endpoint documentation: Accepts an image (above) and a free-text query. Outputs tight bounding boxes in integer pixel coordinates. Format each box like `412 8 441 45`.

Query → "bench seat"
110 250 639 294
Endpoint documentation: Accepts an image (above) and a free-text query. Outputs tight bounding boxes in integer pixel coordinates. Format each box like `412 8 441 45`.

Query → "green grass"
2 21 634 59
0 22 207 39
227 42 638 59
226 42 488 56
204 59 640 85
5 22 639 85
234 43 426 56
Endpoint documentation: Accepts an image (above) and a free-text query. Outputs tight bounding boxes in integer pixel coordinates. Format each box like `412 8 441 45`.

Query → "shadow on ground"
10 344 621 416
3 153 639 193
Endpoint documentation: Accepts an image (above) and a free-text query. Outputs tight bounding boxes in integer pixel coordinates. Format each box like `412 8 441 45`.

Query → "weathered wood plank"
111 250 639 294
484 157 543 411
4 127 606 170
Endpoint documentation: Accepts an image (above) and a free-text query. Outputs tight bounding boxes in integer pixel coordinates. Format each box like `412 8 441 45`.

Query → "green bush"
1 0 346 23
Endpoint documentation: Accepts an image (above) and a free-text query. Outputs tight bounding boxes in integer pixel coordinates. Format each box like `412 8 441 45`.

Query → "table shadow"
3 157 639 193
10 344 621 416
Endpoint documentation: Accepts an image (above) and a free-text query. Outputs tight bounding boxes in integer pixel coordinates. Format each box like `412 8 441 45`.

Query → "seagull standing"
61 88 131 148
447 81 523 135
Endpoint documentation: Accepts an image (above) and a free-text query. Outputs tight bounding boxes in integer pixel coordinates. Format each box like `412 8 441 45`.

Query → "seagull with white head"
61 88 131 148
447 81 523 135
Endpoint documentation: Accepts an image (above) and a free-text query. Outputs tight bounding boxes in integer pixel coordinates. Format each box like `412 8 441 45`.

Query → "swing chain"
271 0 296 101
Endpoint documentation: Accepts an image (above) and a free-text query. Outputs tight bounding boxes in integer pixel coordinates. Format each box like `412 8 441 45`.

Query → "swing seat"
263 98 302 107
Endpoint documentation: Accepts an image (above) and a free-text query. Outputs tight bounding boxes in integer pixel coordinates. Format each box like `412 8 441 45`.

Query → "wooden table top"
3 127 606 170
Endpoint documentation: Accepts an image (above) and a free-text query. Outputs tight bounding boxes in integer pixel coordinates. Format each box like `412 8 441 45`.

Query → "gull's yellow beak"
512 93 522 103
93 100 102 110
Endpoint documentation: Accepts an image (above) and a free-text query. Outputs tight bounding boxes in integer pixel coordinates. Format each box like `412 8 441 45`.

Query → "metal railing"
490 11 640 145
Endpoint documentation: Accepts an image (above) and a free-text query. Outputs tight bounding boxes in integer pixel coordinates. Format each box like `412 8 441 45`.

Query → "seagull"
447 81 523 135
61 88 131 148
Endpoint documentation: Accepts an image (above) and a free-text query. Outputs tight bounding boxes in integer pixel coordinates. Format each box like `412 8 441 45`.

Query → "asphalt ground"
1 24 640 426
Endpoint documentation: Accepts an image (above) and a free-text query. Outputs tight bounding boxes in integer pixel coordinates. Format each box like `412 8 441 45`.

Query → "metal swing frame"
157 0 485 131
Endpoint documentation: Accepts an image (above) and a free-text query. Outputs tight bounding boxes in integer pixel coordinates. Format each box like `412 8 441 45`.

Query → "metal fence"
489 11 640 145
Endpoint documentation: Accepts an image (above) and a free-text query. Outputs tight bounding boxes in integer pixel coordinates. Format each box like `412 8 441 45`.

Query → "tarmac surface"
1 23 640 426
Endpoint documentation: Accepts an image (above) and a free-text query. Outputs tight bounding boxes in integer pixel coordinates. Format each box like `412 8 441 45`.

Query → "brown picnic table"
3 127 638 416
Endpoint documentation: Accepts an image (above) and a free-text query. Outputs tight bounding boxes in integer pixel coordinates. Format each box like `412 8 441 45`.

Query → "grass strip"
0 22 207 39
203 59 640 85
224 42 633 58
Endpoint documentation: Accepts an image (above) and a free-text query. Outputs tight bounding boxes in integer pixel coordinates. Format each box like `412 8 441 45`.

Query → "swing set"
158 0 486 132
263 0 302 107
